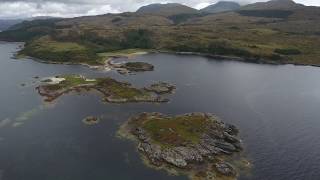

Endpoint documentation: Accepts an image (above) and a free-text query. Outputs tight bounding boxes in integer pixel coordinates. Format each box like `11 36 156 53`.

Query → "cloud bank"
0 0 318 19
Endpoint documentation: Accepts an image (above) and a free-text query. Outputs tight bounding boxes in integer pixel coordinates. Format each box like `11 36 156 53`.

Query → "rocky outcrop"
214 162 236 176
144 82 176 94
108 60 154 74
121 62 154 72
82 116 100 125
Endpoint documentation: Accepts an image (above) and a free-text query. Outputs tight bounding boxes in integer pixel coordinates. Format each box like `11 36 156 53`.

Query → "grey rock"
214 141 237 152
215 162 236 176
145 82 176 94
161 149 188 168
174 147 203 162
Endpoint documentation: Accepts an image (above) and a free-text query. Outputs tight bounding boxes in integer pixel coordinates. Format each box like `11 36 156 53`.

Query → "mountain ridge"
201 1 241 13
136 3 198 16
242 0 304 10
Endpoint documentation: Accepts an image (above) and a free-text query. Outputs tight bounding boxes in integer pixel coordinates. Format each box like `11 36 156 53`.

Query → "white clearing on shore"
85 78 96 82
46 77 66 84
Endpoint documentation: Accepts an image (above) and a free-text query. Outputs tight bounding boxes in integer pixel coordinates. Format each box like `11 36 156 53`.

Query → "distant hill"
201 1 241 14
0 16 56 31
136 3 198 16
238 0 307 18
0 19 24 31
242 0 303 10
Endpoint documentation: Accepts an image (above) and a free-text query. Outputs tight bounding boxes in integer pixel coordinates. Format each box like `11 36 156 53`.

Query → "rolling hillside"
0 0 319 66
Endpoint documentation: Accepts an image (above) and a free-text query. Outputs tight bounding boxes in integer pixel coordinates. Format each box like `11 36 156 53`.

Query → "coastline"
3 40 320 69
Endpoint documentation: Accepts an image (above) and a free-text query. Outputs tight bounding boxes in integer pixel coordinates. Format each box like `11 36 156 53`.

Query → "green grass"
42 75 150 100
44 75 95 90
20 36 102 65
141 114 212 147
59 75 94 87
237 10 293 18
274 48 301 55
27 36 86 52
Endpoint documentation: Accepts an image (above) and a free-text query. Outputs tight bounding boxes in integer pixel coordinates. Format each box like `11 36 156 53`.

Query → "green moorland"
1 0 320 66
20 36 102 65
139 113 212 148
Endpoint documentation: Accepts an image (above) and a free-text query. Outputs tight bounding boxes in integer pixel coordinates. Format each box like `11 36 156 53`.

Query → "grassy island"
36 75 174 103
119 112 250 180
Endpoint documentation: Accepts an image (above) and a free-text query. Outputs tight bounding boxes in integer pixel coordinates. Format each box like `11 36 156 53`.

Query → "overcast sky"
0 0 319 19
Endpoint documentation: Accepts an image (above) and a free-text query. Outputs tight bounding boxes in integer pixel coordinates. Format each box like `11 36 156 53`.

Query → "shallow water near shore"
0 42 320 180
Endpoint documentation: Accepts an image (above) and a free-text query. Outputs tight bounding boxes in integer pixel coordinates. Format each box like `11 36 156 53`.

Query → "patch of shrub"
274 48 301 55
237 10 293 18
121 29 154 49
112 17 122 23
168 13 202 24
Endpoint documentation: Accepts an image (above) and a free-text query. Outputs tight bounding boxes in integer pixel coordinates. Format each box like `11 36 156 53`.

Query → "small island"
121 62 154 72
36 75 174 103
119 112 250 180
107 60 155 74
145 82 176 94
82 116 100 125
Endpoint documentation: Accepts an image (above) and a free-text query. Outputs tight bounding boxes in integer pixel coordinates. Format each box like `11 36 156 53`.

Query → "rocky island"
119 112 250 180
145 82 176 94
107 60 154 75
36 75 174 103
83 116 100 125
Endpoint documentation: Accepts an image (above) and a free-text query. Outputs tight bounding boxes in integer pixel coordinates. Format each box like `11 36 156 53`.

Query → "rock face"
120 112 248 180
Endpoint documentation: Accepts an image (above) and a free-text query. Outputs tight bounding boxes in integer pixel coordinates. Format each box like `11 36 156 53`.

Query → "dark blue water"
0 42 319 180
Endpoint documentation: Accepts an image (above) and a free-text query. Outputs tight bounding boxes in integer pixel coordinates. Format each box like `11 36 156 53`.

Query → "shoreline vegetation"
12 41 320 68
118 112 250 180
36 75 176 103
15 46 320 69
